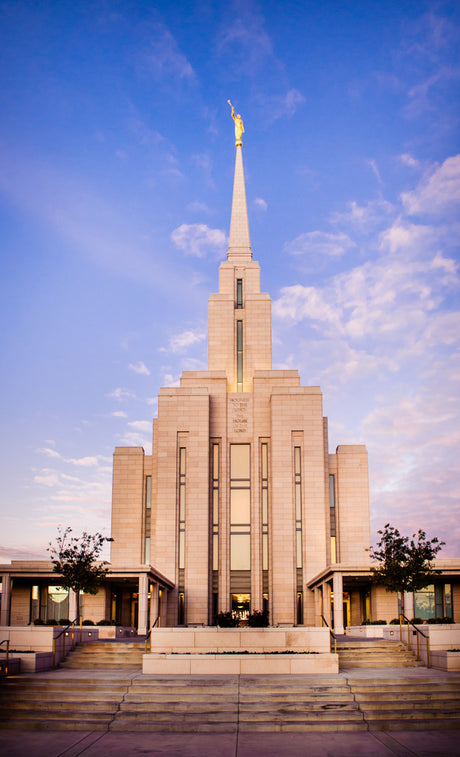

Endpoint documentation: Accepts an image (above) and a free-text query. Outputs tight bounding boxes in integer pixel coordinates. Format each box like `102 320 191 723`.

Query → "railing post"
399 614 402 642
407 621 411 651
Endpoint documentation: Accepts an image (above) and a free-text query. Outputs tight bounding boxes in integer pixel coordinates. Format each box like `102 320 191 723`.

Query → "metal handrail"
400 613 430 667
52 617 82 668
0 639 10 677
144 616 160 654
320 614 337 654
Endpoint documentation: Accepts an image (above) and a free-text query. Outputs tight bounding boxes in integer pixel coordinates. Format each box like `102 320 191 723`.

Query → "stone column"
0 574 11 626
138 573 149 635
150 582 159 627
333 572 344 634
159 587 168 627
321 581 332 628
404 591 414 619
68 589 78 621
314 587 323 626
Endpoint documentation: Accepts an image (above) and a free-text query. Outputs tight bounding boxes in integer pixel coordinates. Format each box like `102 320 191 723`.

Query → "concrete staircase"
59 640 144 669
1 671 460 732
1 639 460 732
0 674 130 731
349 676 460 731
337 639 423 669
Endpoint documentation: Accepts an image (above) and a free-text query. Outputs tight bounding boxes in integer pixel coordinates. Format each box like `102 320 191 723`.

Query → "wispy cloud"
163 328 206 354
171 223 227 258
273 153 460 553
128 361 150 376
330 199 394 231
141 25 195 81
254 197 267 211
284 231 356 258
401 154 460 216
127 420 151 434
107 387 136 401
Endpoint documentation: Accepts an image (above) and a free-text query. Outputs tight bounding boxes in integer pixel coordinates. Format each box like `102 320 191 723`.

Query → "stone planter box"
430 650 460 672
143 652 339 675
146 626 331 654
347 625 388 637
0 651 53 673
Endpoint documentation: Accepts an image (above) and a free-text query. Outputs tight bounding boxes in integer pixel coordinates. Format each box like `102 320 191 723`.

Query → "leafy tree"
48 527 113 620
370 523 444 617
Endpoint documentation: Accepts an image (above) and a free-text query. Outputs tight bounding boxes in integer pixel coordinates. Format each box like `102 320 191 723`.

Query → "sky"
0 0 459 564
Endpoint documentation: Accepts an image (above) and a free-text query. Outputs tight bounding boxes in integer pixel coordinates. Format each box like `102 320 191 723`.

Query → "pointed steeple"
228 144 252 263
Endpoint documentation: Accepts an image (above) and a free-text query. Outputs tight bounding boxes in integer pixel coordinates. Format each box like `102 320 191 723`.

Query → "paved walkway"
1 728 459 756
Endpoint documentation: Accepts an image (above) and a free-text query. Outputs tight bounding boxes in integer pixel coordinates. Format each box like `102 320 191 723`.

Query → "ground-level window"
413 584 453 620
232 593 250 621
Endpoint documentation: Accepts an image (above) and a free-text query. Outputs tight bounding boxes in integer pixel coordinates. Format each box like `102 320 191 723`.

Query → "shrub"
33 618 44 625
97 619 112 626
362 619 386 625
82 619 95 626
57 618 71 626
389 618 400 625
426 617 454 624
247 610 269 627
410 617 424 625
45 619 58 626
215 611 239 628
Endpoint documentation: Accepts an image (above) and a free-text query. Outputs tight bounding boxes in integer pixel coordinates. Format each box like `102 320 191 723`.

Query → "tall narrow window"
178 448 186 570
211 443 219 572
230 444 251 571
261 442 269 572
144 476 152 563
236 320 243 392
236 278 243 308
329 474 337 564
294 446 302 569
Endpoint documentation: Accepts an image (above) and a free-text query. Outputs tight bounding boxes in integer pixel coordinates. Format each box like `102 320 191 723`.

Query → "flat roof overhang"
306 564 373 591
0 561 175 591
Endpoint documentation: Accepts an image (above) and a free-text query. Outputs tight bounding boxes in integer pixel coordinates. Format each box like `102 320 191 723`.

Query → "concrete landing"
1 728 459 756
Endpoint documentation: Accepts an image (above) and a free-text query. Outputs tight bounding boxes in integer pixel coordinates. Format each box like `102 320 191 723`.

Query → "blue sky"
1 0 459 562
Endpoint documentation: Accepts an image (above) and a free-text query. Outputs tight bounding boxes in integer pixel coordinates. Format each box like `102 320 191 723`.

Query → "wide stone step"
4 699 119 712
362 707 460 721
0 717 110 732
1 708 115 722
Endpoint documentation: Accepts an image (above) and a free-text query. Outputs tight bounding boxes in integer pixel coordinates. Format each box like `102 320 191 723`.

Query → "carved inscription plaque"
230 397 250 434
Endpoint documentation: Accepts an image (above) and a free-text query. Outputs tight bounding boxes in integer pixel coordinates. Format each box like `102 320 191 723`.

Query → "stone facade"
109 143 372 633
1 140 459 634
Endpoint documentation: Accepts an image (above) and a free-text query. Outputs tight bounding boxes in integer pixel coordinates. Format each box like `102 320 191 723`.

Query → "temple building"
1 123 459 633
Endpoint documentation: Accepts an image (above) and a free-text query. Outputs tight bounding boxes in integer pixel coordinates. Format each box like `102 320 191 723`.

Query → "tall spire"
227 102 252 263
228 145 252 262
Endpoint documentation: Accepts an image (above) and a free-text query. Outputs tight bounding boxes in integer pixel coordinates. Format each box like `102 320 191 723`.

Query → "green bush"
57 618 71 626
247 610 269 627
97 619 112 626
362 619 386 625
410 617 424 625
82 619 95 626
426 617 454 624
45 619 58 626
33 618 44 625
389 618 400 625
215 611 239 628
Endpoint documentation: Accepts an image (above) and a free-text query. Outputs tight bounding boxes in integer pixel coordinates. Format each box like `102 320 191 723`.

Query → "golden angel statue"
228 100 244 146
